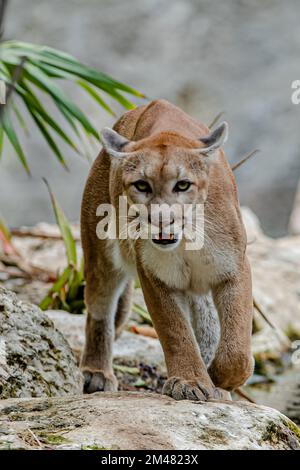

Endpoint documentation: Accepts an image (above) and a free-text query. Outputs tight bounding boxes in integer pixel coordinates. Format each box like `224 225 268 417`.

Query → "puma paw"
82 369 118 394
162 377 218 401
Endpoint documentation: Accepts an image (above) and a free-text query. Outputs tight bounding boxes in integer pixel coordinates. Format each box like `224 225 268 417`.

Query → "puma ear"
100 127 131 158
198 121 228 155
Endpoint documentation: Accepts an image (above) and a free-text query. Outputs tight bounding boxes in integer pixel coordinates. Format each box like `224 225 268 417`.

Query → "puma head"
100 122 228 250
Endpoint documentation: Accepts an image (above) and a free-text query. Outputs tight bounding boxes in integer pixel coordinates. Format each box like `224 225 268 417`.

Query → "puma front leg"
81 267 126 393
137 263 220 401
209 257 254 390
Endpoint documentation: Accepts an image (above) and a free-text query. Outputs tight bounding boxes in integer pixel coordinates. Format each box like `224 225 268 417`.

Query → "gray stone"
46 310 165 371
0 393 299 450
245 212 300 336
0 288 82 398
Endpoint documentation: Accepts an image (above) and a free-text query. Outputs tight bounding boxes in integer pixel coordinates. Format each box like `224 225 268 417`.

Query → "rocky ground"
1 393 300 450
1 287 299 450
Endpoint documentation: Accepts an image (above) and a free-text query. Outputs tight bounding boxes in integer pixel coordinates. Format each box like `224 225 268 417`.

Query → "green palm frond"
0 40 145 172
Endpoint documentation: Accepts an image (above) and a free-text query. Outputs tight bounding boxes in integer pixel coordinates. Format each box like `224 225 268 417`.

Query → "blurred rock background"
1 0 300 236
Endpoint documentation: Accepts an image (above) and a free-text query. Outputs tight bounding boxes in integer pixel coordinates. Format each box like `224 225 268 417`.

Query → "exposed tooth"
170 234 174 240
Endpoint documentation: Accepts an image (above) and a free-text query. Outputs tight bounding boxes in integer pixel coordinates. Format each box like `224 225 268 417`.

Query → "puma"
80 99 254 400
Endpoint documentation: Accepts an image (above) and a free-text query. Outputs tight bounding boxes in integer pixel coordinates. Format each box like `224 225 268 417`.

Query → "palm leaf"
28 108 68 168
1 110 30 174
3 41 145 97
77 79 116 116
11 99 29 135
24 62 99 138
0 40 145 170
19 81 81 155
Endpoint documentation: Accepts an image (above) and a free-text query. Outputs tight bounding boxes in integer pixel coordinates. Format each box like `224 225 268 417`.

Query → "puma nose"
149 215 175 229
161 217 174 229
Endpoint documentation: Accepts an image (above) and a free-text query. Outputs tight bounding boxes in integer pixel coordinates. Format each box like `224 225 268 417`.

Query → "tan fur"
80 99 254 400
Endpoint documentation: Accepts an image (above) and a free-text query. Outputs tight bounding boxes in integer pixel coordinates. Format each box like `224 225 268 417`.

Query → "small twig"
0 265 31 279
208 111 225 129
0 252 56 282
27 428 43 449
231 149 260 172
235 387 256 404
253 298 291 348
253 298 277 331
11 227 80 242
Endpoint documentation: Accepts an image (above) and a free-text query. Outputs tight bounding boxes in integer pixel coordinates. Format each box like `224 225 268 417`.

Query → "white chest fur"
140 239 237 294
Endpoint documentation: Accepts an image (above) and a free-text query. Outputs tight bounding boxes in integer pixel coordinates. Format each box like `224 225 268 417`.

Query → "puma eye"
173 180 191 192
133 180 152 193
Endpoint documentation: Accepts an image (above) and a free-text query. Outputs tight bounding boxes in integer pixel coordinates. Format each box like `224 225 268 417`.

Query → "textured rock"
0 288 82 398
0 393 299 450
46 310 165 371
248 368 300 426
244 208 300 337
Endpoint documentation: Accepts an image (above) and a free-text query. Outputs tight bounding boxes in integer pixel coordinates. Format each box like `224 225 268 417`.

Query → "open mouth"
151 233 178 245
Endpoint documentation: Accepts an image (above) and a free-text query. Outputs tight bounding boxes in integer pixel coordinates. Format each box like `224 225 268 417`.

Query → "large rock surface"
0 393 299 450
0 288 82 398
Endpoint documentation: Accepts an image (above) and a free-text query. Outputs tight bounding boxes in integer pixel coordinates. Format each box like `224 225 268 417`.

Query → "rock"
241 206 264 240
247 368 300 426
251 328 287 360
0 288 82 398
0 392 299 450
248 234 300 337
241 207 300 359
12 223 81 274
45 310 86 363
114 331 164 371
45 310 165 371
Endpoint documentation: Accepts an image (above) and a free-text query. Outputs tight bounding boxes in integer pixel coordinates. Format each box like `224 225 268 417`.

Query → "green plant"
39 179 85 314
132 302 153 325
0 40 144 171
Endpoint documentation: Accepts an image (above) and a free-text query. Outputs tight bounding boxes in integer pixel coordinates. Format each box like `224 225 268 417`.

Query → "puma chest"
140 243 237 294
